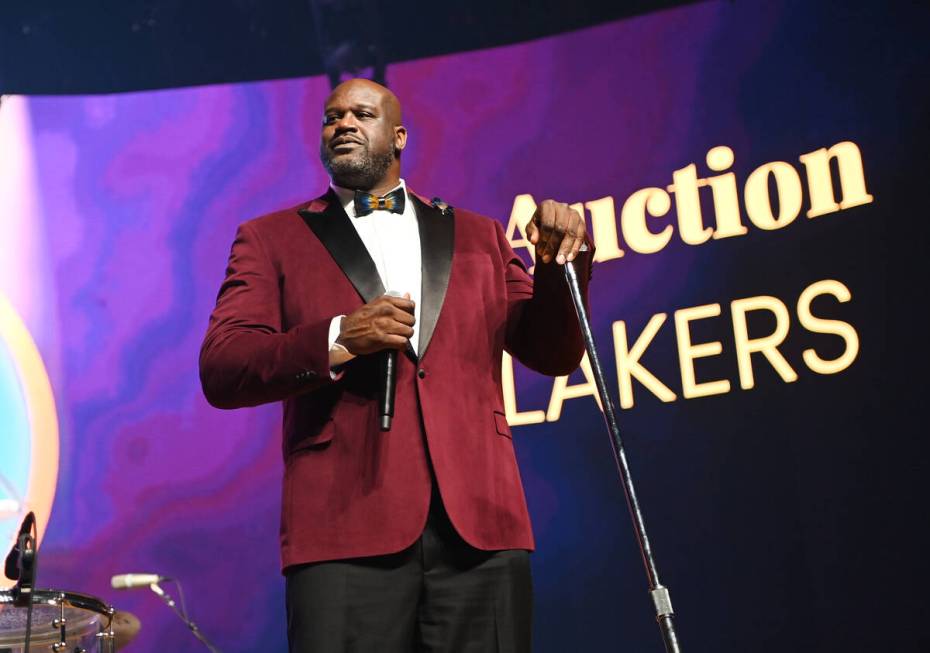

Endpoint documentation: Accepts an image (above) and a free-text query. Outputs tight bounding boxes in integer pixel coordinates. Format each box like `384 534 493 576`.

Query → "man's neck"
333 177 403 198
366 177 403 197
336 176 402 198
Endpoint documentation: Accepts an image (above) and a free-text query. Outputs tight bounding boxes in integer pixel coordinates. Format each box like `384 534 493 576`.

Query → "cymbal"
110 610 141 650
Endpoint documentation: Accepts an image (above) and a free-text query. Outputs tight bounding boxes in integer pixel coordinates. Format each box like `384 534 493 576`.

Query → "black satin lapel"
414 195 455 357
298 191 385 303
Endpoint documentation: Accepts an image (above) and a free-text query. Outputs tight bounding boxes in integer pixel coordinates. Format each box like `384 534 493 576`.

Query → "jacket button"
417 369 426 379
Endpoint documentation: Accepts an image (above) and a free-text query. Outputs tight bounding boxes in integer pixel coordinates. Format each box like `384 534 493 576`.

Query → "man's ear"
394 125 407 153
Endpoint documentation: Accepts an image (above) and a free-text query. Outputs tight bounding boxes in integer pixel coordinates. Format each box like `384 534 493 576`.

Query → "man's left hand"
525 200 587 265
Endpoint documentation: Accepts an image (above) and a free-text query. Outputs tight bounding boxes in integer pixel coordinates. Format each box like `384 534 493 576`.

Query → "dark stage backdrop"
2 1 928 651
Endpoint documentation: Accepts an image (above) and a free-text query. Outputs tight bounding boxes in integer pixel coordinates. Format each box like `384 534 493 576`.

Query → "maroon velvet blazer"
199 189 591 571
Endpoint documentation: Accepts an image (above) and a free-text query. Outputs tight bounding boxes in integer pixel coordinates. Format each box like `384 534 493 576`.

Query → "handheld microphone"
381 349 397 431
380 290 405 431
111 573 170 589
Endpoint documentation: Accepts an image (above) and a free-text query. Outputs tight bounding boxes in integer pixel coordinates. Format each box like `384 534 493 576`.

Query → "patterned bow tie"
354 188 406 216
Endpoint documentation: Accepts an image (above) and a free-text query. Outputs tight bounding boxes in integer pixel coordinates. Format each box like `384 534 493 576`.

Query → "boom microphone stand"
563 249 681 653
148 581 223 653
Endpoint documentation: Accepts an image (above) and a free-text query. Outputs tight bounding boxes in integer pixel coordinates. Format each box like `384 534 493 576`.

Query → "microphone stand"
149 582 223 653
5 512 37 653
562 254 682 653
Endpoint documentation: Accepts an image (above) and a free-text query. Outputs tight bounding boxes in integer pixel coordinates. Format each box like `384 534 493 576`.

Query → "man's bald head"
319 79 407 193
327 78 403 126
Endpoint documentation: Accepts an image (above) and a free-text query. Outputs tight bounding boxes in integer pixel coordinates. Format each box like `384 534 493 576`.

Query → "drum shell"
0 589 114 652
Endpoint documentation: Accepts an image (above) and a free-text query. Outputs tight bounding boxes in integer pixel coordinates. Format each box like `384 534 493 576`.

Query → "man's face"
319 81 405 191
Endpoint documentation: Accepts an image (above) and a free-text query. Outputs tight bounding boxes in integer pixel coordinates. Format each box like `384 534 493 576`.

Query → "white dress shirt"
327 179 422 360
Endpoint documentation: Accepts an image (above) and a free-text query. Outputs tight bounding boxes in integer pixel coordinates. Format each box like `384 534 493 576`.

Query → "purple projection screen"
2 1 927 650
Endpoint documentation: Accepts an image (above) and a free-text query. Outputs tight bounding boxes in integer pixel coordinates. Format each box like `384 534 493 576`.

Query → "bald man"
200 79 592 652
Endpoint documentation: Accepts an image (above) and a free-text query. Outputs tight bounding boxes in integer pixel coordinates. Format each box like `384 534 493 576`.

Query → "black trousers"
285 490 533 652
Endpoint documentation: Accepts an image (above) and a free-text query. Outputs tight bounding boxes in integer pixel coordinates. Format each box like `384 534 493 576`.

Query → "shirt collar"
331 179 407 219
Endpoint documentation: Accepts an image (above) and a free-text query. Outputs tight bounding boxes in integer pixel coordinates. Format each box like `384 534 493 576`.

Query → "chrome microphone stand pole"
563 252 681 653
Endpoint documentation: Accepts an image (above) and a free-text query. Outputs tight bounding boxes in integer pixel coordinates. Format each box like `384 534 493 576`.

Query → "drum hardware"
107 611 139 650
3 514 122 652
0 589 117 652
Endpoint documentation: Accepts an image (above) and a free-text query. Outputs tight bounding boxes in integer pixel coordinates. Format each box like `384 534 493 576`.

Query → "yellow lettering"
744 161 803 230
585 196 624 263
706 146 748 239
674 303 731 399
508 140 873 269
546 353 603 421
797 279 859 374
668 163 713 245
620 188 673 254
501 351 545 426
731 295 797 389
612 314 677 409
505 194 538 272
799 141 874 218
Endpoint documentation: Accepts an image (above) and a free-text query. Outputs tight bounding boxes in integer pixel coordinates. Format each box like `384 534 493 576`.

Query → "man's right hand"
336 294 416 356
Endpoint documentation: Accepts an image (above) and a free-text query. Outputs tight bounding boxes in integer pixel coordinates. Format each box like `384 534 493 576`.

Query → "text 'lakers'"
501 140 870 421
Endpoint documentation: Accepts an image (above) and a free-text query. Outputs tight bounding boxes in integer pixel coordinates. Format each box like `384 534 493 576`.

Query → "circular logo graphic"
0 293 58 589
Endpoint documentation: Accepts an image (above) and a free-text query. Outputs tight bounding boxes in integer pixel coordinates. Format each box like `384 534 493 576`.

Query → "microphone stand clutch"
4 512 36 607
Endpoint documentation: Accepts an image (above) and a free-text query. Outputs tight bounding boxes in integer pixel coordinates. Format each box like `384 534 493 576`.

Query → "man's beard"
321 143 395 191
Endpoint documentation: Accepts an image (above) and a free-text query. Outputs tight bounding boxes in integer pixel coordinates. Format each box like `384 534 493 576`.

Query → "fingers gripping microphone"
111 573 170 589
380 290 404 431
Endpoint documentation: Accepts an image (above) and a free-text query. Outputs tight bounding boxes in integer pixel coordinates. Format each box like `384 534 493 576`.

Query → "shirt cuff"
328 315 350 380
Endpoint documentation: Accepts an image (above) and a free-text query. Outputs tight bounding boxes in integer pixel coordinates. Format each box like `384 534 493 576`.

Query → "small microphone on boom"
111 573 170 589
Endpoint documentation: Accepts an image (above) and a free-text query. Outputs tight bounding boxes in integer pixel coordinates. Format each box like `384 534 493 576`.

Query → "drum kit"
1 513 143 653
0 590 140 652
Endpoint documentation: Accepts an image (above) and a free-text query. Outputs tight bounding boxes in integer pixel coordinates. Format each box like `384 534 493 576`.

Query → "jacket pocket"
493 411 512 439
285 420 335 458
